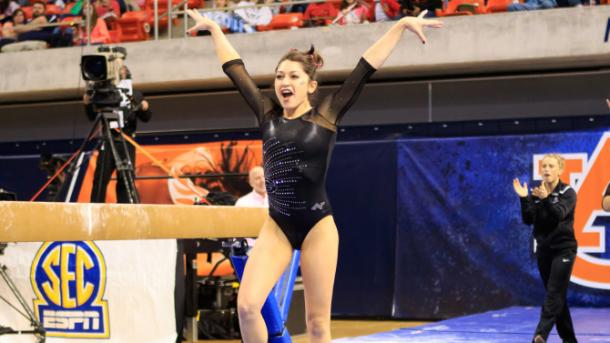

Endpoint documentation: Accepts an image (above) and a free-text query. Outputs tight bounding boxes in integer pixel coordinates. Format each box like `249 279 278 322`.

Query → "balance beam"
0 201 266 242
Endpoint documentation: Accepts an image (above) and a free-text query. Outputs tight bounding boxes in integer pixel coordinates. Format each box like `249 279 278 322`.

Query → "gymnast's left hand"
399 10 443 44
186 9 219 34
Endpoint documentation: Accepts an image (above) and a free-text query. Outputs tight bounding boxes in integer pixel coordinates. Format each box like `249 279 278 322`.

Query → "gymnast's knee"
306 314 331 339
237 294 263 322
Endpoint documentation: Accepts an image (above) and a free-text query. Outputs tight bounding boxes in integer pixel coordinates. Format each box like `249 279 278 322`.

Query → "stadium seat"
266 13 304 30
113 11 150 42
486 0 512 12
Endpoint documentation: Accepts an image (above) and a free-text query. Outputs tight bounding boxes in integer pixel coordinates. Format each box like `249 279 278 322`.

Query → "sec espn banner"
0 240 177 343
0 140 263 342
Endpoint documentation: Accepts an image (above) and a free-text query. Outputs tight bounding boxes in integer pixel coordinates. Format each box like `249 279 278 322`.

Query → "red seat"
144 0 184 12
486 0 512 12
187 0 203 9
90 17 121 44
266 13 304 30
123 10 147 19
113 11 150 42
46 4 62 15
20 6 33 20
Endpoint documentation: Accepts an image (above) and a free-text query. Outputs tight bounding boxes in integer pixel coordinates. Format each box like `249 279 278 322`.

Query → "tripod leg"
117 139 140 204
91 143 114 203
100 116 140 204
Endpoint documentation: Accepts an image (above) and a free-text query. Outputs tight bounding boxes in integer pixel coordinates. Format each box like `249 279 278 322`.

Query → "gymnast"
186 11 442 342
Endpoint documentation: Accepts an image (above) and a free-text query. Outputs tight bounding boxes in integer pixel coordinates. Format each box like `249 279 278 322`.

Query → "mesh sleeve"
318 57 377 125
223 59 275 125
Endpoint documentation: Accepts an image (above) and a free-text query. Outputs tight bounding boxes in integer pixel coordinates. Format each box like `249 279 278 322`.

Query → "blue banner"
393 131 610 319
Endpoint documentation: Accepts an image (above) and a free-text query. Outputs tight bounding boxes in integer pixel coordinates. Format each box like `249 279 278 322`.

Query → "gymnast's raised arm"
321 11 443 124
362 10 443 70
186 10 239 64
186 10 273 123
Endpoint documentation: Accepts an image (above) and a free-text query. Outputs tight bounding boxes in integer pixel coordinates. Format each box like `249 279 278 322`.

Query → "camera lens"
81 55 107 81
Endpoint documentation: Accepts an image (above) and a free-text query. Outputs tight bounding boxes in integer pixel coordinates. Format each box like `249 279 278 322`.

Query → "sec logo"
30 241 110 338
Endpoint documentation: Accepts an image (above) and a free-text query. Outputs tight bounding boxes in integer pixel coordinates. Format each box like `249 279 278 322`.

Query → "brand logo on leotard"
533 134 610 290
311 202 326 211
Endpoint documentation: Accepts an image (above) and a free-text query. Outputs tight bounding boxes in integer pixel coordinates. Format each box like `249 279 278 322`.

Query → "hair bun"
307 45 324 69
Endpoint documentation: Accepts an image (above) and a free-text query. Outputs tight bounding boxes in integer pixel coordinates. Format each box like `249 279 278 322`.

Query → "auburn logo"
533 132 610 290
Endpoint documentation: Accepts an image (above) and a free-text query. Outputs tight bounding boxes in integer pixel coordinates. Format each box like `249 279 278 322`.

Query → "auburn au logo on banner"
534 132 610 290
30 241 110 338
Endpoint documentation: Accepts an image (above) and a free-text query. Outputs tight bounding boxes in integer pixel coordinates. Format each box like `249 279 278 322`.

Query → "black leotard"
223 58 376 249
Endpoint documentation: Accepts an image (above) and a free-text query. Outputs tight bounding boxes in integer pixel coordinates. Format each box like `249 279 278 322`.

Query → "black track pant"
534 248 578 343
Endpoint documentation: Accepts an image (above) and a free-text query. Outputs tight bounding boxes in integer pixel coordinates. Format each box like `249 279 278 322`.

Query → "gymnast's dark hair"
276 45 324 81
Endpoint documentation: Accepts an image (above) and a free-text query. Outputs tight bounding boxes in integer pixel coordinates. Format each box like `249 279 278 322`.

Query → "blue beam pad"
334 307 610 343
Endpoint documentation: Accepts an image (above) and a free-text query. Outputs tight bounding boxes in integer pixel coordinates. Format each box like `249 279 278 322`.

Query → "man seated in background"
235 166 267 207
14 1 72 47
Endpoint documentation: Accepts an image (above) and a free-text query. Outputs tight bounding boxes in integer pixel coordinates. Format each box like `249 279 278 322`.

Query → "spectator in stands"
400 0 441 17
278 0 307 13
15 1 73 47
13 1 53 43
508 0 557 11
0 0 20 22
200 0 233 33
234 0 272 32
303 0 338 27
373 0 401 22
335 0 368 25
235 166 268 207
95 0 121 21
0 8 24 48
14 1 47 32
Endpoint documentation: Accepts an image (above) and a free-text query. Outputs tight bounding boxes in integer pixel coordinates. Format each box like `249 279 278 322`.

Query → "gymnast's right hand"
186 9 219 33
513 178 528 198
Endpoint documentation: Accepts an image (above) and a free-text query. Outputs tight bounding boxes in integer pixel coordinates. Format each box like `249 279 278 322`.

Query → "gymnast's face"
275 60 317 113
540 157 562 184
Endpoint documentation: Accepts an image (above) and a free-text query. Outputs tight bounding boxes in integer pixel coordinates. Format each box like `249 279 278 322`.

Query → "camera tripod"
0 245 46 343
91 110 140 204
